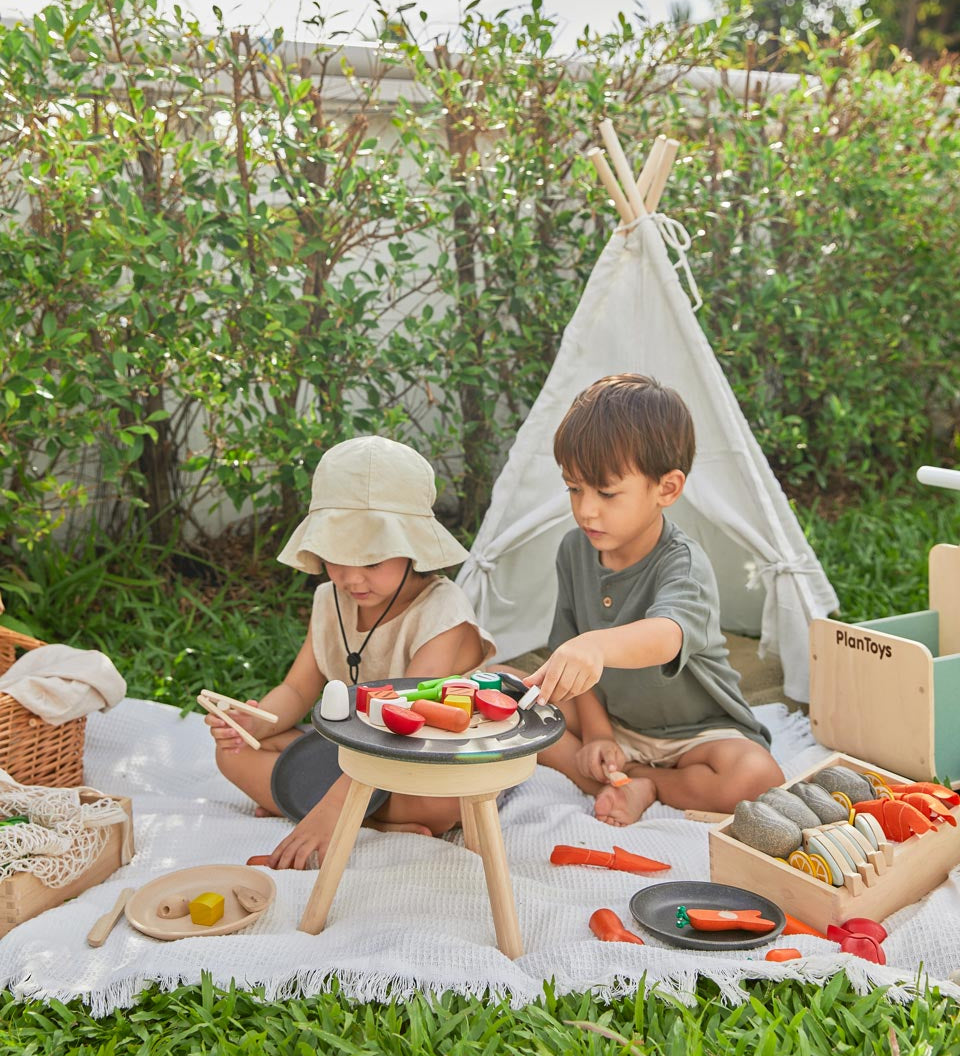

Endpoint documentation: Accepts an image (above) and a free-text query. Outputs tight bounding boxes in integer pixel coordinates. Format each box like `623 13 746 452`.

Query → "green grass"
2 975 959 1055
2 485 960 1046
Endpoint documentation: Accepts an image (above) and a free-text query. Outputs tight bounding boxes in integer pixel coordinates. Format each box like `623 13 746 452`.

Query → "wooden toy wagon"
809 467 960 783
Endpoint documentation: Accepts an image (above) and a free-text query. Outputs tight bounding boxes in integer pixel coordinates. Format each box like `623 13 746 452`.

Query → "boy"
527 374 784 826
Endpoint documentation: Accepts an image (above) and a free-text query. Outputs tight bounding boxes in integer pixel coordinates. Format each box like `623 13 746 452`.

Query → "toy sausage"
409 699 471 733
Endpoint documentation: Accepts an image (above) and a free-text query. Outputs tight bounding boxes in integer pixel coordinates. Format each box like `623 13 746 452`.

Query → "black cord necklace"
333 560 413 685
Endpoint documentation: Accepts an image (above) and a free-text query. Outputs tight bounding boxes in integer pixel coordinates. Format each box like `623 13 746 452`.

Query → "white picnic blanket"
1 698 959 1015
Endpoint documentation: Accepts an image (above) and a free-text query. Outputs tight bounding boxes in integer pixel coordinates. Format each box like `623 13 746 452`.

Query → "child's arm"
526 617 682 704
403 621 487 680
206 625 326 752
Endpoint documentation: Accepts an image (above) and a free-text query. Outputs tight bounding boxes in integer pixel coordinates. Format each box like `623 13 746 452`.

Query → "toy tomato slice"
474 689 518 721
381 703 427 736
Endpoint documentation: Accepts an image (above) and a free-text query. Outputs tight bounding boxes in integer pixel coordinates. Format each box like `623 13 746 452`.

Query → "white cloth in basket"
0 645 126 725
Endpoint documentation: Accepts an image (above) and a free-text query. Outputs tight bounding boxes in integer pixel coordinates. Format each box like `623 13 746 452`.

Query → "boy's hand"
525 633 603 703
576 738 627 784
204 701 264 753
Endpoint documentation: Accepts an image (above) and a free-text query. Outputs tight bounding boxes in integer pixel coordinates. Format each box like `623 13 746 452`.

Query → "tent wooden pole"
635 135 666 202
598 119 646 219
586 148 633 225
644 138 680 214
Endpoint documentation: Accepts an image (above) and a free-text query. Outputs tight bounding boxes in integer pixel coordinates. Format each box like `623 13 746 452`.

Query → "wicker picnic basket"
0 623 86 787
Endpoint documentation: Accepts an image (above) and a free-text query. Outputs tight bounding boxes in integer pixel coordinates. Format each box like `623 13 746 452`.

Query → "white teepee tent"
457 126 838 702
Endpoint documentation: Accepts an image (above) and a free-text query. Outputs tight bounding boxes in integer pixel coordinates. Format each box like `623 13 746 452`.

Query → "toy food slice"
685 908 776 933
607 770 630 788
802 834 844 886
473 689 518 721
409 698 471 733
766 948 802 962
381 703 427 736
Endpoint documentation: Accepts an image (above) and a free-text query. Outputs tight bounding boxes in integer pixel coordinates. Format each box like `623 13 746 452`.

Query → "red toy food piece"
246 855 274 867
827 923 887 964
381 703 427 736
887 782 960 807
853 798 935 840
840 917 887 943
410 698 471 733
765 948 802 962
685 909 776 934
550 844 670 873
474 689 518 721
894 792 958 825
589 908 645 945
356 684 392 714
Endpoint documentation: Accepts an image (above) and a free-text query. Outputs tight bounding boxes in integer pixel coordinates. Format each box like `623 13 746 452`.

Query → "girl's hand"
204 701 265 753
576 738 626 784
264 813 334 870
525 633 604 703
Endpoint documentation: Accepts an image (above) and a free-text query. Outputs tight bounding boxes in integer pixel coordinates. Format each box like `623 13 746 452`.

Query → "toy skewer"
195 694 262 750
197 689 279 723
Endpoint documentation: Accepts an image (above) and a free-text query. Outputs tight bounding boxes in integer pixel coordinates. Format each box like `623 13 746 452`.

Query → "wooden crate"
709 753 960 932
0 793 134 938
809 543 960 782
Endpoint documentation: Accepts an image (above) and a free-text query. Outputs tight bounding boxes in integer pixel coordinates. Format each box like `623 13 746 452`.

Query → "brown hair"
553 374 695 486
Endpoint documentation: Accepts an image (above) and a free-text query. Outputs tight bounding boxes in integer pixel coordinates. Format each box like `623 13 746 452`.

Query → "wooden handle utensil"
87 887 135 948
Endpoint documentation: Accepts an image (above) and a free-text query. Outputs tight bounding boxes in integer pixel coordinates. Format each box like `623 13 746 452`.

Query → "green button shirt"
548 519 771 747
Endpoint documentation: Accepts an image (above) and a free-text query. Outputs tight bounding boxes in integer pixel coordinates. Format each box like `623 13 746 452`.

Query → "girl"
206 436 495 868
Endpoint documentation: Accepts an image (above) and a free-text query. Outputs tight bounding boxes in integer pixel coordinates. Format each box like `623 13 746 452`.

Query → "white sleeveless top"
310 575 496 684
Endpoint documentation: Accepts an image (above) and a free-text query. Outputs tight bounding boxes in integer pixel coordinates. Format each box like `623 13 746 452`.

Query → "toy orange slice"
788 850 814 874
831 790 855 823
806 853 833 884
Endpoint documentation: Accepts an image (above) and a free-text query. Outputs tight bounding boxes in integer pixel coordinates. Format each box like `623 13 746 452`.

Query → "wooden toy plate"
125 865 276 941
358 707 520 740
630 881 785 951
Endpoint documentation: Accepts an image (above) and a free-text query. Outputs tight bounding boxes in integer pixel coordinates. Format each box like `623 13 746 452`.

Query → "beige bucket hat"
277 436 469 574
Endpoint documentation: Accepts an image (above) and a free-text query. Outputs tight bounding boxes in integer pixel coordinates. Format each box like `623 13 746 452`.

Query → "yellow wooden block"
443 693 473 717
189 891 225 926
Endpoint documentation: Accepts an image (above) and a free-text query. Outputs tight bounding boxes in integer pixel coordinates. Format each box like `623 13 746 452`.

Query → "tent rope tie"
471 557 516 608
651 213 704 312
745 556 819 591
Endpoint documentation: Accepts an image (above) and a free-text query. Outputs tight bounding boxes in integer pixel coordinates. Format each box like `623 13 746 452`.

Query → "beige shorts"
611 722 747 768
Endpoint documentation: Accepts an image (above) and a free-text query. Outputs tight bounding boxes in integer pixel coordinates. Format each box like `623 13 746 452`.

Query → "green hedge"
1 1 957 562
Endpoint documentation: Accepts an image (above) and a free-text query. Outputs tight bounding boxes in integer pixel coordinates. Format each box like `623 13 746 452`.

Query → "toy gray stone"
758 787 821 830
789 781 849 823
810 766 874 804
729 800 802 858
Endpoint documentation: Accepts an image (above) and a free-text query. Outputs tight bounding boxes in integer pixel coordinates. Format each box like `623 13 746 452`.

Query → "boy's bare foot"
595 777 657 826
365 820 433 837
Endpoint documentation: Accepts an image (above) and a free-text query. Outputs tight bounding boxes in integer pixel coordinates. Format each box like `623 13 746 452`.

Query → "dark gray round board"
311 677 565 763
629 881 786 951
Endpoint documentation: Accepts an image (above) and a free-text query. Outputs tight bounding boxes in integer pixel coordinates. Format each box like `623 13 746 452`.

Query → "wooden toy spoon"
87 887 136 947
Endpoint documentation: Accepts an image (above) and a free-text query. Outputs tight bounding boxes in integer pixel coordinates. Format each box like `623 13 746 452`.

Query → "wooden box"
809 543 960 782
0 793 134 938
709 753 960 932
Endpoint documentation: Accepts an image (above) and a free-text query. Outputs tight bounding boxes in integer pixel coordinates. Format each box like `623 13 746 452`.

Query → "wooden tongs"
196 688 278 751
550 844 670 873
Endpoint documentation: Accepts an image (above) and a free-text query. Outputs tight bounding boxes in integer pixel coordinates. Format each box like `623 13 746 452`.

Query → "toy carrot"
684 908 776 934
551 844 670 873
589 908 645 945
782 914 828 939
